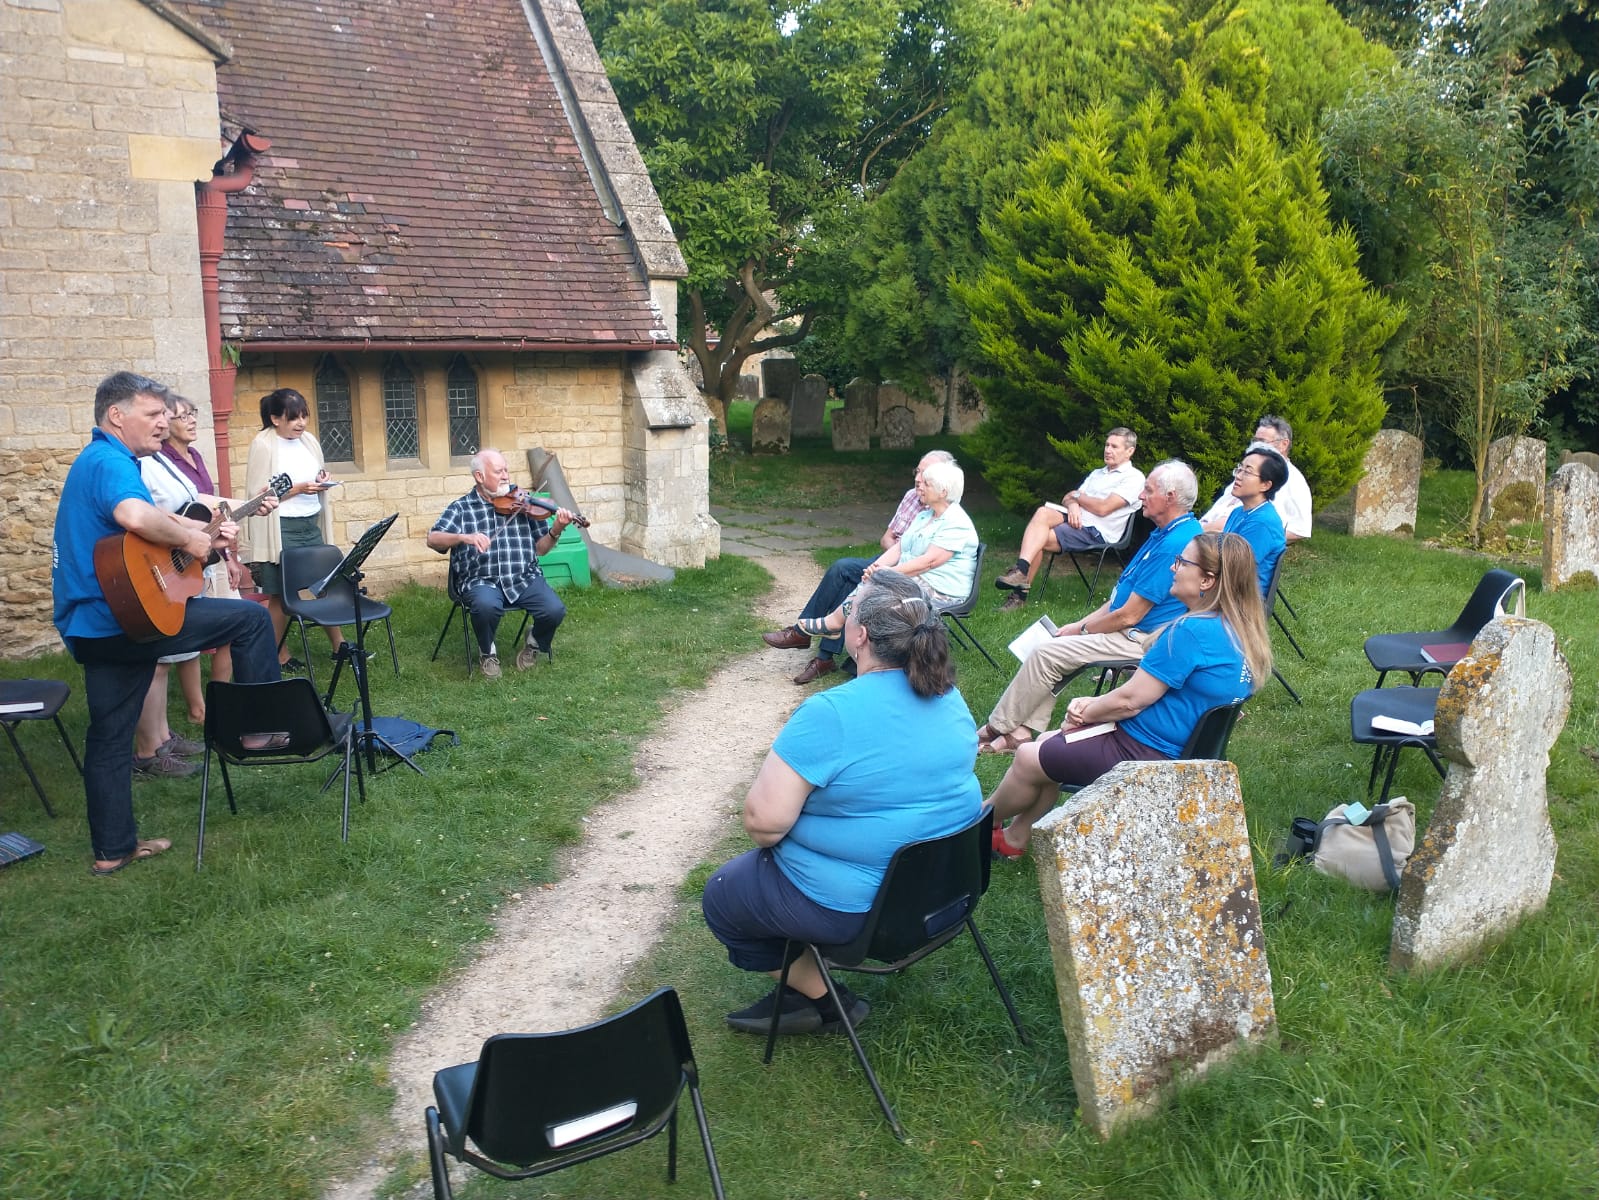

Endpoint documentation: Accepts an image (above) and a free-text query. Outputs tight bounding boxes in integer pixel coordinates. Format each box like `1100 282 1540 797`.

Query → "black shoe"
279 657 306 675
816 984 870 1032
998 590 1028 612
725 986 823 1035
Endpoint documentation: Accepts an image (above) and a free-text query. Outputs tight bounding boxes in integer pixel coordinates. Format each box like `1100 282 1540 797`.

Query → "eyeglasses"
1172 554 1204 570
177 411 198 421
1232 464 1259 478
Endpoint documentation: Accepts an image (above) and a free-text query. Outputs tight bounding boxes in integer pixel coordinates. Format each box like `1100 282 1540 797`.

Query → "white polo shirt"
1073 461 1146 541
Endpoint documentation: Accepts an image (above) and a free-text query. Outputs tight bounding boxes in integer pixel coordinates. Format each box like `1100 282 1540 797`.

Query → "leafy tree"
954 80 1402 510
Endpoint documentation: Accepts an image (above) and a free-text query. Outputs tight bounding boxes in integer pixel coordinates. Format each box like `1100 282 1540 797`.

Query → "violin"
489 486 590 529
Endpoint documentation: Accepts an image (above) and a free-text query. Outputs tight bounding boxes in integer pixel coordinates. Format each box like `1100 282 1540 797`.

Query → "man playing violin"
52 371 282 875
426 448 576 679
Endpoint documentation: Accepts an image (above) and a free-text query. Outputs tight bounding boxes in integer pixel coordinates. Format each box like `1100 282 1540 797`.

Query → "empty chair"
1364 569 1524 687
0 678 82 817
760 807 1026 1141
1038 508 1147 602
1350 685 1445 805
934 542 1002 669
425 986 725 1200
279 543 399 692
197 677 366 868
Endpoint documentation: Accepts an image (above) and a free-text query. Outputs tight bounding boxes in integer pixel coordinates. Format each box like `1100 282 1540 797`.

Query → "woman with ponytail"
990 532 1270 857
704 568 981 1036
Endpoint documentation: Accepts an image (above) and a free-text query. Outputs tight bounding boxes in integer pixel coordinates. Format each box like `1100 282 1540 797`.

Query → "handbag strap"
1316 804 1403 892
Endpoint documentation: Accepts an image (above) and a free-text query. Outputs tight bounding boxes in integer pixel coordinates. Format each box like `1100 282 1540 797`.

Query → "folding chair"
762 806 1027 1141
197 678 366 869
0 678 82 818
1037 507 1145 602
1364 569 1524 687
430 587 528 679
425 987 726 1200
1263 556 1303 705
935 542 1002 669
1350 686 1445 805
279 544 399 693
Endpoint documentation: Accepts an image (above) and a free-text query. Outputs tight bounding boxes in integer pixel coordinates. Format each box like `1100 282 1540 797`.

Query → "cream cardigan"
241 426 335 564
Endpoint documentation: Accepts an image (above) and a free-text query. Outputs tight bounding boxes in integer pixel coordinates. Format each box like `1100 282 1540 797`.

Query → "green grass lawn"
3 469 1595 1199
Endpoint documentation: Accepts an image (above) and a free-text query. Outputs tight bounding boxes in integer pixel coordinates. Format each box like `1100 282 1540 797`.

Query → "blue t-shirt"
53 428 152 647
1123 612 1254 757
771 670 981 912
1108 513 1202 631
1223 502 1284 598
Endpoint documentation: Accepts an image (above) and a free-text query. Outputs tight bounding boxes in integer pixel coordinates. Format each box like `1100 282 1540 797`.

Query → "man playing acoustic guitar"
52 371 283 875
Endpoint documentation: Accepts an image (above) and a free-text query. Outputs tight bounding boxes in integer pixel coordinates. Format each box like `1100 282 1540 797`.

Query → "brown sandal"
978 727 1033 755
92 837 173 876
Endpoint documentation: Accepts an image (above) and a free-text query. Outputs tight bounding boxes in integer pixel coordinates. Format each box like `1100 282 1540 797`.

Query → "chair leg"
1366 745 1388 798
966 918 1028 1044
949 615 1002 670
687 1079 729 1200
339 726 353 842
762 947 798 1065
219 757 238 814
2 722 56 818
666 1099 678 1183
812 949 906 1141
196 751 211 870
1272 667 1302 705
384 615 399 676
1376 745 1405 805
297 620 317 692
1037 553 1054 599
1272 610 1307 660
430 602 458 662
53 715 85 778
1277 585 1299 620
425 1107 455 1200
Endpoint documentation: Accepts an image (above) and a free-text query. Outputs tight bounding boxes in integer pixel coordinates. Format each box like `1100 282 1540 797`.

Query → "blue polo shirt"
1109 513 1202 631
1223 502 1284 598
53 428 151 646
1124 612 1254 756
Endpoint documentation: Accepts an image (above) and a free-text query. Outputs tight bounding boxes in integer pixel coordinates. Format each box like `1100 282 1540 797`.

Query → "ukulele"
94 473 293 642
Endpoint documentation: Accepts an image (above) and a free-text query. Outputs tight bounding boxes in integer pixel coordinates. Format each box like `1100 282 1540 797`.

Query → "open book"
1370 714 1434 737
1008 614 1058 662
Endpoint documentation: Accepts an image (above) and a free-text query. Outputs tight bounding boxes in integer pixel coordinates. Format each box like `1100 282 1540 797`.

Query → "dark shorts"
1054 524 1108 553
702 847 867 973
1035 724 1170 787
249 515 325 596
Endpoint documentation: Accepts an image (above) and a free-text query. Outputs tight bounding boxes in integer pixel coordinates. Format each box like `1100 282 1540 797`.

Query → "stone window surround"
302 352 491 475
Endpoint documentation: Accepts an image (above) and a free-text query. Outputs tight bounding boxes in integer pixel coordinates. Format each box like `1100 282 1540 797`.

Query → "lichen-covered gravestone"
878 405 916 450
1032 759 1275 1138
843 377 878 437
1485 435 1547 526
1542 462 1599 591
1350 429 1423 536
760 356 799 404
830 406 870 452
1390 618 1571 973
750 396 791 456
1558 448 1599 475
791 373 828 438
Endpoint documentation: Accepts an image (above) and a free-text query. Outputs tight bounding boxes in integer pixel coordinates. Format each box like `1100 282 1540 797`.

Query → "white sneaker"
480 653 502 679
515 642 541 671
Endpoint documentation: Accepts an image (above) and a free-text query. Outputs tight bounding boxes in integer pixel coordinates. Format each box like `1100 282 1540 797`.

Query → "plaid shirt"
886 487 926 539
432 490 550 601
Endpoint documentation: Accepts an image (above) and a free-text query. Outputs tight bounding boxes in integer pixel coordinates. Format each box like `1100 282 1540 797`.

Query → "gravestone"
947 368 988 435
1558 448 1599 474
880 381 941 437
1485 435 1547 525
878 405 916 450
1350 429 1423 536
843 376 878 436
830 406 870 452
735 372 760 400
750 397 791 456
761 356 799 404
792 373 828 438
1390 617 1571 973
1033 759 1275 1138
1543 462 1599 590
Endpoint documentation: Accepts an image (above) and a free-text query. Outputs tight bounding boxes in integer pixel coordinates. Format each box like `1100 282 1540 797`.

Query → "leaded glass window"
383 356 419 460
314 356 354 463
446 356 480 457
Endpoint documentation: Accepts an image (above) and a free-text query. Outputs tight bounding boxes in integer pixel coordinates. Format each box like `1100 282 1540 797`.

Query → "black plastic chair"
0 678 82 818
1364 569 1524 687
1056 698 1246 797
1350 685 1445 804
197 678 366 869
430 585 528 679
1037 506 1145 602
762 806 1027 1141
425 987 726 1200
279 544 399 692
1262 556 1303 705
935 542 1002 669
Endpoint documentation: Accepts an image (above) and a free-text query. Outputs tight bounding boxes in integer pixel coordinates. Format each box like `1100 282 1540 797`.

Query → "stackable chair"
1263 556 1303 705
430 586 528 678
0 678 82 817
425 987 726 1199
1054 699 1246 797
935 543 1002 669
197 678 365 868
1037 507 1146 602
1349 686 1445 805
1364 569 1524 687
279 544 399 692
760 806 1026 1141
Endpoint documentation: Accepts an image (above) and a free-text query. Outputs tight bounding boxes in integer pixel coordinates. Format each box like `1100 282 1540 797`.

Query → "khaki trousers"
988 628 1154 734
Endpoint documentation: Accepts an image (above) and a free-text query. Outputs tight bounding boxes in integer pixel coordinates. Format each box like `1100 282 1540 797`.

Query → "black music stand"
312 514 423 777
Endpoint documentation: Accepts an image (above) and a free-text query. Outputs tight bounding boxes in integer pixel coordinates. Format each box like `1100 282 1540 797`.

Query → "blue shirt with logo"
53 428 151 648
1109 513 1202 631
1223 501 1284 598
1124 612 1254 756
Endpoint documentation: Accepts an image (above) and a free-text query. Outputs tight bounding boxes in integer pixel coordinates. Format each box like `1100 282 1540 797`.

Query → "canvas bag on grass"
1312 799 1416 892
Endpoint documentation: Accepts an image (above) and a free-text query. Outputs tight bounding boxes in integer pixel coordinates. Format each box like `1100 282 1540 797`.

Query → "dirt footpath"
324 553 818 1200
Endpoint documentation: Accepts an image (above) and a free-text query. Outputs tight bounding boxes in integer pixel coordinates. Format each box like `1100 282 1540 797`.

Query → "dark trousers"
703 847 868 973
465 577 566 656
72 598 280 861
799 556 868 659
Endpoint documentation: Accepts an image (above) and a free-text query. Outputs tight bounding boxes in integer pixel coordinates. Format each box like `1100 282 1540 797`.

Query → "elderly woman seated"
787 458 979 646
989 531 1271 857
703 568 982 1034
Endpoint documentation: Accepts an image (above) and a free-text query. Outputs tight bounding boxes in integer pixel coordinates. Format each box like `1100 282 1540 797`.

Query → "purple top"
160 443 215 496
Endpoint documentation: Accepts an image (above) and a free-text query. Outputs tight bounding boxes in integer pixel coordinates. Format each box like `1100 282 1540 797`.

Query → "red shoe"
991 826 1026 859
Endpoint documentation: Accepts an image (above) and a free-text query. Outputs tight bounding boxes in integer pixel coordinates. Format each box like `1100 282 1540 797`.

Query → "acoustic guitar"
94 473 293 642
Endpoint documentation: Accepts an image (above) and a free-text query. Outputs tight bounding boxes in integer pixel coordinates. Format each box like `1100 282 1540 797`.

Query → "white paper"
1007 614 1058 662
1370 714 1434 737
1043 501 1070 514
1062 721 1117 743
0 701 45 715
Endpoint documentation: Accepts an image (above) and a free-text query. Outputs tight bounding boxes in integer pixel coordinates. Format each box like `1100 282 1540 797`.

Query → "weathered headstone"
1543 463 1599 591
735 371 760 400
878 380 940 438
1350 429 1423 536
1390 617 1571 973
792 373 828 439
1485 435 1547 525
1558 448 1599 474
843 376 878 436
761 356 799 404
750 396 791 456
830 406 870 452
878 404 916 450
1033 759 1275 1138
947 368 988 435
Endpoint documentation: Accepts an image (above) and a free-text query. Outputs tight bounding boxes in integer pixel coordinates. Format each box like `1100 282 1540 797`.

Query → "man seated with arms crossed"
53 371 282 875
760 449 953 685
993 428 1144 611
427 448 579 679
977 460 1201 754
1200 414 1312 542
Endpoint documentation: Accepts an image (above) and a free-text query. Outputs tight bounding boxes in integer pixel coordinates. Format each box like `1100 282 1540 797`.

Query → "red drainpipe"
196 131 270 496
